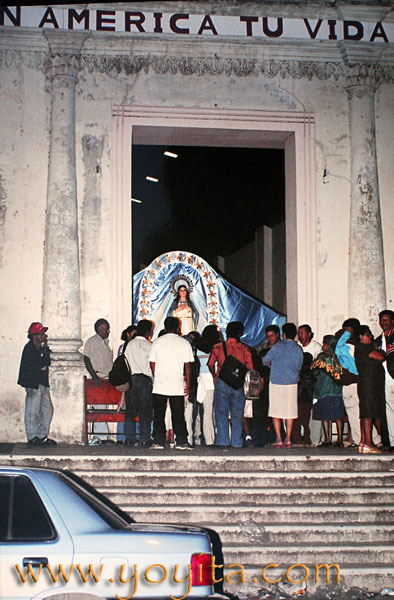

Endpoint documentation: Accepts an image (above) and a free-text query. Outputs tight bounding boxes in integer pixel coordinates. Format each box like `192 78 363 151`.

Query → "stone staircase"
4 450 394 594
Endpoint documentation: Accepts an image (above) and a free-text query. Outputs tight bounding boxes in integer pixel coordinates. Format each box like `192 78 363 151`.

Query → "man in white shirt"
83 318 115 441
124 320 154 447
149 316 194 450
83 318 113 385
298 324 322 359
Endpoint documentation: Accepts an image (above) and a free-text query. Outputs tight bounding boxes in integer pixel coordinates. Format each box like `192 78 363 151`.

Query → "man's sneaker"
27 437 41 447
125 440 139 448
169 441 175 449
150 443 164 450
175 443 194 451
141 440 152 447
40 437 57 447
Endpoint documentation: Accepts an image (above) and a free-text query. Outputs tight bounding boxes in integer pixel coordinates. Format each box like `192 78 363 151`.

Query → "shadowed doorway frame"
110 106 316 341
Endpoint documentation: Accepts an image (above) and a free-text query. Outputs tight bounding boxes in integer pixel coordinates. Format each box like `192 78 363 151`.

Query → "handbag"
218 341 248 390
108 352 132 390
244 370 262 400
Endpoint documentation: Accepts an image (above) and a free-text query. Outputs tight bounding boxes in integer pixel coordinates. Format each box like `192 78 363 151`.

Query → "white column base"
49 356 85 444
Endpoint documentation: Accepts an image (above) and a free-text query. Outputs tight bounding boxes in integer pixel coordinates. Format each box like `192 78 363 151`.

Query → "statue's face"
179 286 187 300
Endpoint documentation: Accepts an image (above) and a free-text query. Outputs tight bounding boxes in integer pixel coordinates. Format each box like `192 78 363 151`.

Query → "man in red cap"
17 322 57 447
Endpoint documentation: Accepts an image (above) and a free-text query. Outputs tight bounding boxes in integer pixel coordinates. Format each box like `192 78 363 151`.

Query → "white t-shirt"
299 339 322 359
124 336 152 378
149 333 194 396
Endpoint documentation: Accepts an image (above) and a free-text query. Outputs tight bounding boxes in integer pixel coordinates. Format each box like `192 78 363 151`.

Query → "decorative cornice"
1 49 394 84
79 53 346 81
0 49 47 69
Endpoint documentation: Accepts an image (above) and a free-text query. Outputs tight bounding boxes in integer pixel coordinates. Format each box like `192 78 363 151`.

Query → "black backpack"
108 352 132 388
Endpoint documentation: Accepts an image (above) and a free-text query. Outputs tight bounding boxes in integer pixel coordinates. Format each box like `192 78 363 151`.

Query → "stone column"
42 31 90 443
346 79 386 325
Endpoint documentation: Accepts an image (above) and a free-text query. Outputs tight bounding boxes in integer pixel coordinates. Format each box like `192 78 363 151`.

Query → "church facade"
1 1 393 442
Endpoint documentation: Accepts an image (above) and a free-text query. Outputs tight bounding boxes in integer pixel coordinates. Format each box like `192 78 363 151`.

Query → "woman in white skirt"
262 324 304 448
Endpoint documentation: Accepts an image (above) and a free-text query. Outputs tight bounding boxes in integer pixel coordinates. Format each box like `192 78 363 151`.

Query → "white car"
0 466 218 600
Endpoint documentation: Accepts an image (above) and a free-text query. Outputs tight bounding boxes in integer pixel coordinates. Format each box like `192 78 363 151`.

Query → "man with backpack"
208 321 253 449
123 320 154 447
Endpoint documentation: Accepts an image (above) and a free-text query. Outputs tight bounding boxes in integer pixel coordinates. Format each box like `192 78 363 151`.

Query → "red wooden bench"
84 377 124 443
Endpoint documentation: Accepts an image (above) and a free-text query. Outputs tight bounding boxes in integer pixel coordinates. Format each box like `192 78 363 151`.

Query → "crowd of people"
17 308 394 453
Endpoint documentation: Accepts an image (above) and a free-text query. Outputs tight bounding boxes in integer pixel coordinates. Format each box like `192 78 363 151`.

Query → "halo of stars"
137 251 219 325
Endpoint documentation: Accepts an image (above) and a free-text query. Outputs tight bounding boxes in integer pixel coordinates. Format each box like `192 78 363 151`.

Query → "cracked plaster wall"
1 27 394 440
0 64 50 440
376 84 394 318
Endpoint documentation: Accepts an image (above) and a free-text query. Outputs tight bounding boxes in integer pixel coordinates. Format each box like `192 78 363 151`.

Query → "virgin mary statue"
167 275 199 336
133 251 285 345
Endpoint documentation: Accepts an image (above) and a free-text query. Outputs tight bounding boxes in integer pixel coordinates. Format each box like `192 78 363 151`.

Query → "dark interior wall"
272 221 286 313
222 241 256 299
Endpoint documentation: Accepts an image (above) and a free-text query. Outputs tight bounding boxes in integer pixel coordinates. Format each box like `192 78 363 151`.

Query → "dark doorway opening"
132 145 285 312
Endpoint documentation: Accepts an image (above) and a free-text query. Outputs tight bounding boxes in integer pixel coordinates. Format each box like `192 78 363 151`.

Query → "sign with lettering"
1 6 393 43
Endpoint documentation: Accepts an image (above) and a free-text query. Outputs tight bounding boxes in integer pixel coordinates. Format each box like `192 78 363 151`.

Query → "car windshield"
59 471 135 529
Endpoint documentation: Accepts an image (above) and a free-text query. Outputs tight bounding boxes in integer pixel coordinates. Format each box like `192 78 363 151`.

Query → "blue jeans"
214 378 245 447
24 385 53 441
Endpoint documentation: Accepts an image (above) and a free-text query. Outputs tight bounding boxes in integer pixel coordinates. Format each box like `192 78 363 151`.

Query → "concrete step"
199 522 394 544
5 451 394 593
217 564 394 593
127 504 393 524
222 543 394 565
75 469 394 488
5 452 394 473
101 485 394 506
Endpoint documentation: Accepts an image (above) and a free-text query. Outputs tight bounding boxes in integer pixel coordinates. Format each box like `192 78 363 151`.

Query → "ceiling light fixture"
164 151 178 158
146 176 159 183
131 197 142 203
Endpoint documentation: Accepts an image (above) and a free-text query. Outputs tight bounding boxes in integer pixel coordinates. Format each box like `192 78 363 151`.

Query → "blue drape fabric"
133 251 285 347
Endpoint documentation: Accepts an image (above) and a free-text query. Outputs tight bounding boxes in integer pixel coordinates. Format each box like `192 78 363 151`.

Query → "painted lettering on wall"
0 6 392 43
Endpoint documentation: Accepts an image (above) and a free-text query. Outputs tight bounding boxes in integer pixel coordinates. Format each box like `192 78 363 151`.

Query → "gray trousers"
24 385 53 441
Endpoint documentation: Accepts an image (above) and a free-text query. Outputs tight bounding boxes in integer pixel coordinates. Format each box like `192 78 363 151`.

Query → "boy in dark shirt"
18 322 56 447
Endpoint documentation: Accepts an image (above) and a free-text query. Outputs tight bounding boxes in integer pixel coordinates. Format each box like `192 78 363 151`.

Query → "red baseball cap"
28 322 48 335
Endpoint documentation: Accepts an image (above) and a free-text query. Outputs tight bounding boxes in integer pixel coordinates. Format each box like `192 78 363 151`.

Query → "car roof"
0 465 133 532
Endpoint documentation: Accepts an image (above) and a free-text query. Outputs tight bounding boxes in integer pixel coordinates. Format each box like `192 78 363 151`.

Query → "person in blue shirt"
262 323 303 448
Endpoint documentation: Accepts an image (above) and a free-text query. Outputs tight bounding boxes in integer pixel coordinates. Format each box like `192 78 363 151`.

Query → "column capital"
345 82 376 100
43 30 90 80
